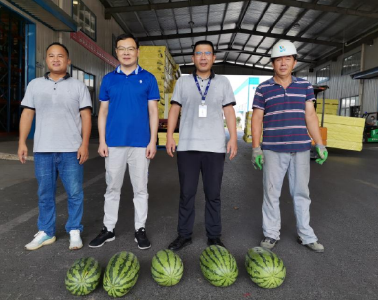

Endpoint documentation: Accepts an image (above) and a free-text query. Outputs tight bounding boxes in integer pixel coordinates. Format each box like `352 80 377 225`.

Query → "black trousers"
176 151 225 239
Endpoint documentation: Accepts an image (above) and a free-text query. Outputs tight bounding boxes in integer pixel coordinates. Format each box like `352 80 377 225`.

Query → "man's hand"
166 136 176 157
77 145 89 164
252 146 264 170
227 139 238 160
98 142 108 158
146 142 157 159
18 143 28 164
315 144 328 165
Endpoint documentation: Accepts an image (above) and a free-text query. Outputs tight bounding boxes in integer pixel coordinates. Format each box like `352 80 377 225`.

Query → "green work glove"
315 144 328 165
252 146 264 170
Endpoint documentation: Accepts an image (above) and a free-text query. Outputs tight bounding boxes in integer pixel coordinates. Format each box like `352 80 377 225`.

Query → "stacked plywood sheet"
243 111 252 143
139 46 180 119
317 114 365 151
158 132 179 146
316 99 339 115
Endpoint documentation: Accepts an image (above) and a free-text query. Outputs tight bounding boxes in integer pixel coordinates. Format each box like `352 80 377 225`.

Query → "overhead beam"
137 28 342 47
179 62 275 75
105 0 378 19
106 0 242 14
312 27 378 68
171 48 315 63
256 0 378 19
99 0 131 32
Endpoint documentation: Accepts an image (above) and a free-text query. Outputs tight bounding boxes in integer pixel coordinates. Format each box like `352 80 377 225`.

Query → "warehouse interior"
0 0 378 299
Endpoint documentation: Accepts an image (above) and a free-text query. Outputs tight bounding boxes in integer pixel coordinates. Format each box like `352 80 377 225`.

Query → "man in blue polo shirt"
251 40 327 253
89 34 159 250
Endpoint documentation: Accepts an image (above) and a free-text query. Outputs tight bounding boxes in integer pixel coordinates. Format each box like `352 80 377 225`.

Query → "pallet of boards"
317 114 365 151
158 132 179 146
316 99 339 116
244 111 252 136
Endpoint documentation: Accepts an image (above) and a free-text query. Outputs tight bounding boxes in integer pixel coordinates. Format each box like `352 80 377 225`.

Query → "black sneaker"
88 226 115 248
260 237 277 249
168 235 192 251
207 238 226 248
134 227 151 250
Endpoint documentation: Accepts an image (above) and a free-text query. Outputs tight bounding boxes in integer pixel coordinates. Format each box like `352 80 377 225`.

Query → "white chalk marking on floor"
0 173 105 235
355 179 378 190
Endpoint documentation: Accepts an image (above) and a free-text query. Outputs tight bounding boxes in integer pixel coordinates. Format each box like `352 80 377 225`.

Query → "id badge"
199 105 207 117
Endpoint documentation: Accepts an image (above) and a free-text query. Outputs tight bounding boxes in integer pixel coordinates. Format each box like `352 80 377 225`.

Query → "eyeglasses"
194 51 212 57
116 47 137 53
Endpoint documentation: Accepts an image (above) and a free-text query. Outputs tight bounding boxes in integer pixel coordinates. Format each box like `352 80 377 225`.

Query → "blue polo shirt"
99 65 160 147
252 76 315 152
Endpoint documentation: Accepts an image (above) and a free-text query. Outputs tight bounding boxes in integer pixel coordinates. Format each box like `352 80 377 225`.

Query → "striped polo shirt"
252 76 315 152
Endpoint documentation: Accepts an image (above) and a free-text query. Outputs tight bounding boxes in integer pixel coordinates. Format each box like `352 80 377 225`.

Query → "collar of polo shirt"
269 75 298 85
44 72 70 80
192 69 215 80
114 65 143 75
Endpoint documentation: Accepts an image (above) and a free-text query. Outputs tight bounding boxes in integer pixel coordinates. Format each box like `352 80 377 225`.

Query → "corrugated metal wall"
2 0 124 114
307 48 360 101
298 39 378 114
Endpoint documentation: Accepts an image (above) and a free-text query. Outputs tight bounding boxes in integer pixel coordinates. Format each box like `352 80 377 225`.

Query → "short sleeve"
306 83 316 102
99 75 109 101
148 75 160 101
79 83 93 110
252 85 265 110
170 77 182 106
20 80 35 110
222 77 236 107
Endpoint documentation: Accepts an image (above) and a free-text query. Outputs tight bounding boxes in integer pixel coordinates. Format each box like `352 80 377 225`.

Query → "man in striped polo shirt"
251 40 328 253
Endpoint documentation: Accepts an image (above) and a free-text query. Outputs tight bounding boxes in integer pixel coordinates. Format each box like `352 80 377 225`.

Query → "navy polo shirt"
99 65 160 147
252 76 315 152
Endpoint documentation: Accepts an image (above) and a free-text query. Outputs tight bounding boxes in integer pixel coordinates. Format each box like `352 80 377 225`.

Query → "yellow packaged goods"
315 99 339 115
317 114 364 151
158 132 179 146
138 46 180 119
243 134 252 143
244 127 251 136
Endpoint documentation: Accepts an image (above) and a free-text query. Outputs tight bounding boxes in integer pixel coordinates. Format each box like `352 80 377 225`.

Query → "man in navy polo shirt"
251 40 327 253
89 34 159 250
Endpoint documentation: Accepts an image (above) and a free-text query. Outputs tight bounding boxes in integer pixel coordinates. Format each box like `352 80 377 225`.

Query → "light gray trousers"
262 150 317 244
103 147 150 231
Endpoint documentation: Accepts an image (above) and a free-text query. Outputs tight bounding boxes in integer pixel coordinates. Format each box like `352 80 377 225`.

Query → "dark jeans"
176 151 225 239
34 152 84 236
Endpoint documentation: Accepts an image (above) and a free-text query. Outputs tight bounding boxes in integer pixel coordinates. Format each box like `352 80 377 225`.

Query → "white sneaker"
297 236 324 253
25 231 56 250
69 230 83 250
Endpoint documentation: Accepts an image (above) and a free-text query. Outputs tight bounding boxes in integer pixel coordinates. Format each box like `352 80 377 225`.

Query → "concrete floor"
0 134 377 300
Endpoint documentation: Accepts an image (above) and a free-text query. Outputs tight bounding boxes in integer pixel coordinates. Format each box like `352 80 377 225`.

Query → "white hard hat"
271 40 297 59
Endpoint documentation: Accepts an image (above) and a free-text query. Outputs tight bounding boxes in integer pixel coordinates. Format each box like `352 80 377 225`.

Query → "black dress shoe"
168 236 192 251
207 238 226 248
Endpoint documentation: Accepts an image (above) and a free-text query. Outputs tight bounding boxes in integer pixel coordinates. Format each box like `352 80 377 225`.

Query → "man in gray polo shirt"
18 42 92 251
166 40 237 251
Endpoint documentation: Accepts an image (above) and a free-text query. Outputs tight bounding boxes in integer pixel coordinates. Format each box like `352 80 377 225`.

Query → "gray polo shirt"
21 73 92 152
171 71 236 153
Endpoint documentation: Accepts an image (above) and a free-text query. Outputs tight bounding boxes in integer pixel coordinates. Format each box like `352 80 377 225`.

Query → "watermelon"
245 247 286 289
200 245 238 287
65 257 101 296
151 249 184 286
103 251 140 297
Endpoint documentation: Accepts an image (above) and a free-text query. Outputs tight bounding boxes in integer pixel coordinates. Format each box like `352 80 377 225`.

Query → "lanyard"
194 76 211 105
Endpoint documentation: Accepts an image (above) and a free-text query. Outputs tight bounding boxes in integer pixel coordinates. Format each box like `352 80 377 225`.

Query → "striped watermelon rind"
151 249 184 286
200 245 238 287
65 257 101 296
245 247 286 289
103 251 140 297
